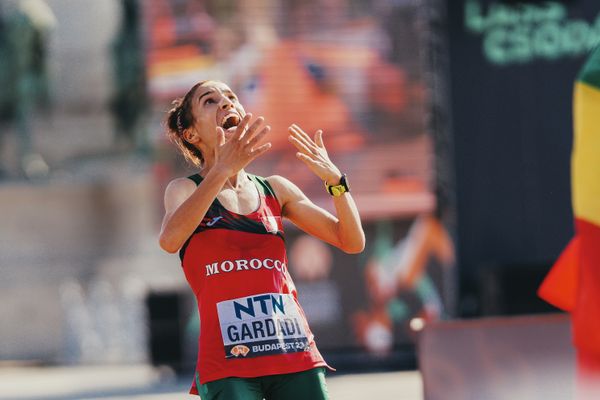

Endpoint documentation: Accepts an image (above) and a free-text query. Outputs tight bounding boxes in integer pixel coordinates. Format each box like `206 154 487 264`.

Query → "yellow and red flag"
539 45 600 359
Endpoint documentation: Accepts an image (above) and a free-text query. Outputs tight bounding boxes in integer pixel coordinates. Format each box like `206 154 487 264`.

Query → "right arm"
158 169 230 253
158 114 271 253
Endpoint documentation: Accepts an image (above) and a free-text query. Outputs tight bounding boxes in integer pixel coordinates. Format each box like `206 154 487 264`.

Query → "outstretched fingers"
289 135 316 158
232 113 253 141
245 125 271 150
216 127 226 146
242 116 266 142
289 124 319 153
288 124 339 183
240 115 271 162
295 152 323 172
296 151 316 163
314 130 324 148
249 142 272 161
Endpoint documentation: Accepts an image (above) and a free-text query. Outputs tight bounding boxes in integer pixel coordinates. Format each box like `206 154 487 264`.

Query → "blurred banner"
444 0 600 316
143 0 456 361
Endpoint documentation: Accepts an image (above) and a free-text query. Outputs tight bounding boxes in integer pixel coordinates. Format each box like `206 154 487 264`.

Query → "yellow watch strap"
325 174 349 196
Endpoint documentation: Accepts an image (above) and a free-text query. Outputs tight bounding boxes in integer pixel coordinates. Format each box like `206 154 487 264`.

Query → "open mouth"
221 114 240 131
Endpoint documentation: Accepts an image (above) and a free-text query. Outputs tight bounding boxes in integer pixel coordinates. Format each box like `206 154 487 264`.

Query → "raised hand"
288 124 342 184
214 113 271 177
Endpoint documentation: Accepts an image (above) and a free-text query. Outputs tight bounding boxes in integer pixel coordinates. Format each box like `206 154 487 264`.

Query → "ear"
183 128 200 144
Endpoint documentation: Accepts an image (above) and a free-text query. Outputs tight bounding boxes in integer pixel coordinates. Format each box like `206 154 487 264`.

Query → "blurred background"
0 0 598 399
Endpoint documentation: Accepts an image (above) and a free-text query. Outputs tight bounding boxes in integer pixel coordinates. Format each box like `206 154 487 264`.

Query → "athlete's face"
188 81 246 148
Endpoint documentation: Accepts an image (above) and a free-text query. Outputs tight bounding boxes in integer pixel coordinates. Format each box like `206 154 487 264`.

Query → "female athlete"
159 80 365 399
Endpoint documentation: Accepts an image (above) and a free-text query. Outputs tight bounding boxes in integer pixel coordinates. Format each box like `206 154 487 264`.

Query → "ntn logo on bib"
217 293 310 359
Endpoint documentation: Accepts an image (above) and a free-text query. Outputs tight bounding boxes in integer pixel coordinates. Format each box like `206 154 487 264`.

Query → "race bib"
217 293 310 359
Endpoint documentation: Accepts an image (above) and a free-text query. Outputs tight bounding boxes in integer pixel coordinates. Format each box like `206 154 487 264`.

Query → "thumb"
315 130 324 148
216 127 225 146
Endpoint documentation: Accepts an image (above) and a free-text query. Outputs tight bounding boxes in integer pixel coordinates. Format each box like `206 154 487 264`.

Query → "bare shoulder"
265 174 290 189
165 176 197 195
266 175 307 204
266 175 297 193
163 176 197 211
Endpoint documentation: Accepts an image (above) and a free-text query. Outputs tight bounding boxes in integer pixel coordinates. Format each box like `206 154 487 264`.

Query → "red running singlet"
179 173 329 395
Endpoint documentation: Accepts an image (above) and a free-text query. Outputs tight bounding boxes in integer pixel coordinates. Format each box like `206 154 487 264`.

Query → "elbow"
159 234 180 254
341 235 366 254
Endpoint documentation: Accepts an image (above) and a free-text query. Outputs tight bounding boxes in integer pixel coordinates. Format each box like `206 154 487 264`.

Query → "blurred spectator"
0 0 54 179
111 0 149 152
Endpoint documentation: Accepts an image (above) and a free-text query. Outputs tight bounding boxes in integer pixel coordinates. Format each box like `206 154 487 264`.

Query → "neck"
198 144 246 189
202 161 246 189
224 170 246 190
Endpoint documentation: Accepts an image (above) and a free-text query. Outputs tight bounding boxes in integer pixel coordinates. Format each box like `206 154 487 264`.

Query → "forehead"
196 81 234 96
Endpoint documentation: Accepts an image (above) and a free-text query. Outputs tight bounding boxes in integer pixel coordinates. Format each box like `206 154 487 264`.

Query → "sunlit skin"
159 80 365 256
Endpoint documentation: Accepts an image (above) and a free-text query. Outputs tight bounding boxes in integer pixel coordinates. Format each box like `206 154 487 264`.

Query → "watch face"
331 185 347 196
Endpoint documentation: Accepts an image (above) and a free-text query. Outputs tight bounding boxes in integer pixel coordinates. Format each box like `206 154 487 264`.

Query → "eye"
228 95 237 101
203 97 216 105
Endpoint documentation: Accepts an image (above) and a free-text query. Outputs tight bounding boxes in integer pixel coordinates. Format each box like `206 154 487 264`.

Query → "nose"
220 97 234 110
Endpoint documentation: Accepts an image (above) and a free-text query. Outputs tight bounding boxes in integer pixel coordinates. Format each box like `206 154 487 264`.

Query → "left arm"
267 125 365 254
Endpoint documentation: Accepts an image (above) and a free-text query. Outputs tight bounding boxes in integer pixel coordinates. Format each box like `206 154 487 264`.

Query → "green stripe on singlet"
247 173 278 200
188 173 203 186
187 172 277 202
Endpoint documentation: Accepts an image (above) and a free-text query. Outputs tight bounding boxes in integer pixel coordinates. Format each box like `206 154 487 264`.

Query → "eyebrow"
197 88 236 102
198 90 215 101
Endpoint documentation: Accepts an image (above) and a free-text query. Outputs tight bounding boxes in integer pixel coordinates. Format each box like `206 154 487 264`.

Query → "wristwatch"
325 174 350 197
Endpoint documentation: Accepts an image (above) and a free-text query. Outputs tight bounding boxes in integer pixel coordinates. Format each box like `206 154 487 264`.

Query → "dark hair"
166 81 207 167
